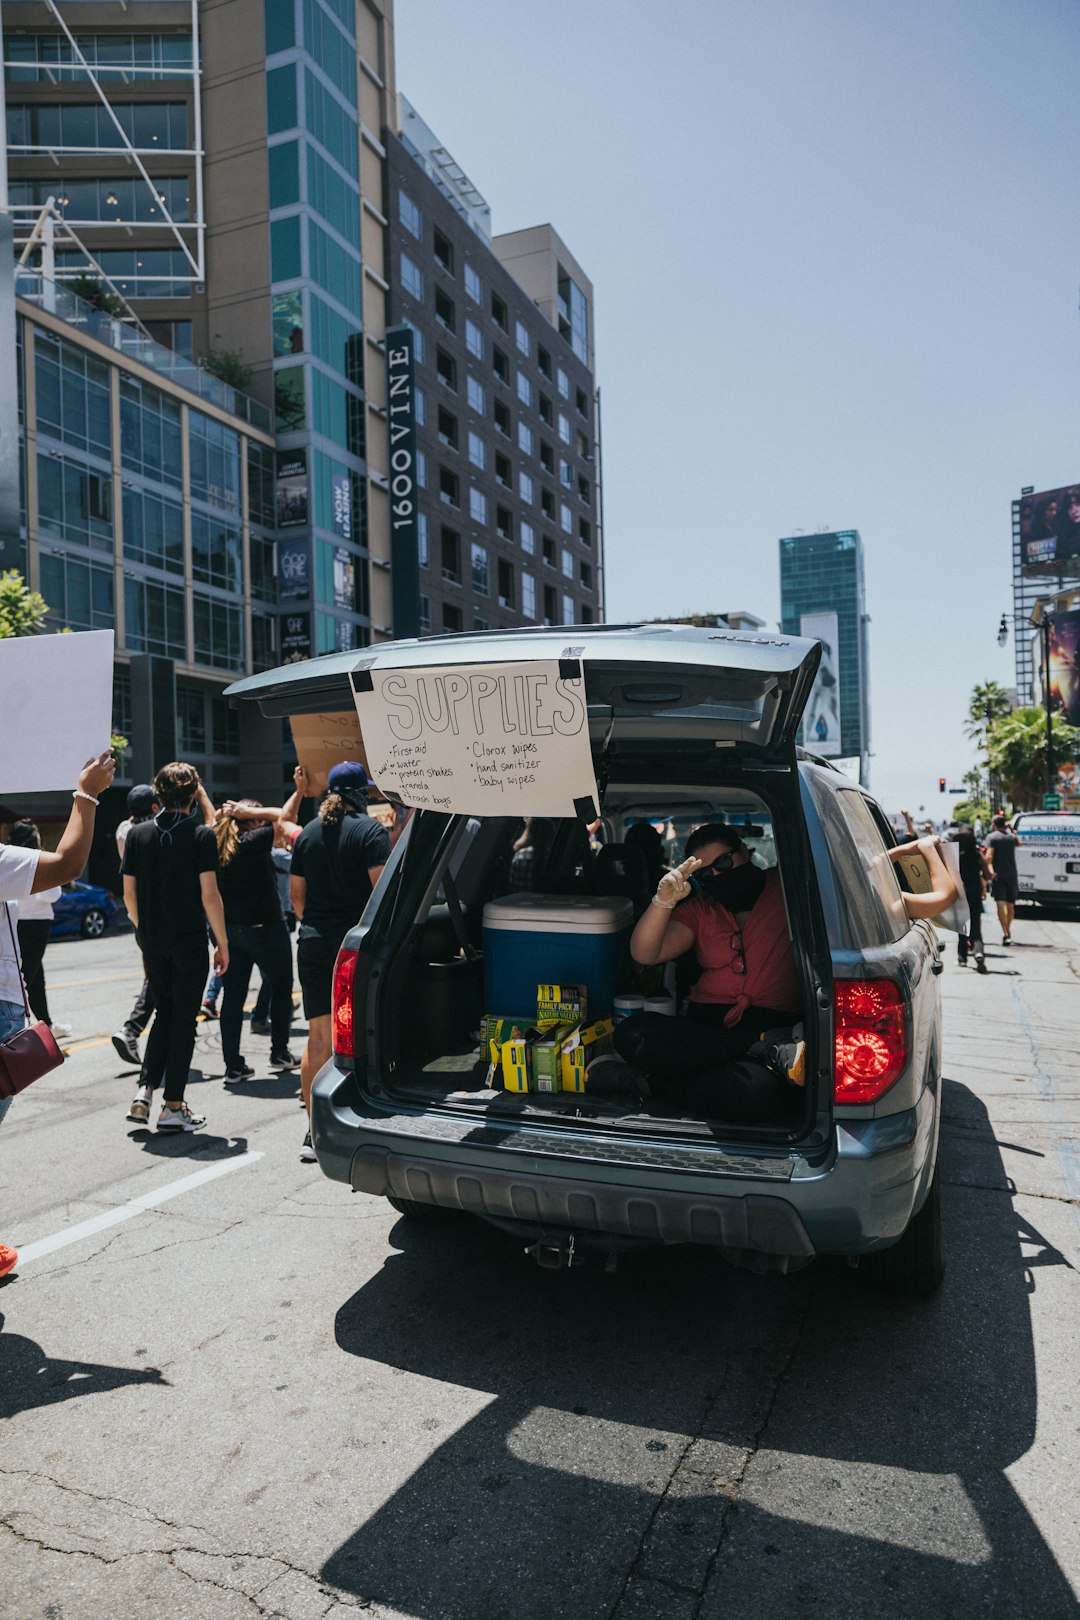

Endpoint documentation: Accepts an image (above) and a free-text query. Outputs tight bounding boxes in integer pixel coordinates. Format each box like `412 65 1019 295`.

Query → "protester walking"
985 813 1022 944
955 826 992 971
7 822 66 1035
290 763 389 1162
121 762 227 1133
1 750 115 1278
111 784 160 1067
214 772 304 1082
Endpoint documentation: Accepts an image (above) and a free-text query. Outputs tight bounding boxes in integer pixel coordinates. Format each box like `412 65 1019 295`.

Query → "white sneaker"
126 1085 152 1123
157 1102 207 1133
50 1022 72 1039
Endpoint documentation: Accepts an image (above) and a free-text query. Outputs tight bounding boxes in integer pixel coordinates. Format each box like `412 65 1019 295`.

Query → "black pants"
16 919 51 1025
139 942 209 1099
220 920 294 1069
124 975 155 1037
614 1003 797 1116
958 883 984 963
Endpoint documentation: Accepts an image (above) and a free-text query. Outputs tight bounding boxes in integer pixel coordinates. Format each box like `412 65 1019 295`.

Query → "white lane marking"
16 1152 264 1265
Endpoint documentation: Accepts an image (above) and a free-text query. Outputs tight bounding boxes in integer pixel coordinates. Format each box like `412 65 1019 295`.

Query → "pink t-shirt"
676 868 801 1026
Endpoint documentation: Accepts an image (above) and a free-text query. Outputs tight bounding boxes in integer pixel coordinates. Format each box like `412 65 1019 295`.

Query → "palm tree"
986 707 1080 809
965 680 1012 745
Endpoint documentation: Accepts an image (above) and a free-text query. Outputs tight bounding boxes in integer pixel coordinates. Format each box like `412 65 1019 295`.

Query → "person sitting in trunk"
607 823 805 1116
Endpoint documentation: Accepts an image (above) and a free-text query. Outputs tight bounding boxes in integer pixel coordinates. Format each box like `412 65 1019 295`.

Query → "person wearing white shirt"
0 751 115 1280
8 822 64 1033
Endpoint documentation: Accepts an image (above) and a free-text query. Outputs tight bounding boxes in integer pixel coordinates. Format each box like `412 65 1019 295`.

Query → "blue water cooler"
482 893 635 1018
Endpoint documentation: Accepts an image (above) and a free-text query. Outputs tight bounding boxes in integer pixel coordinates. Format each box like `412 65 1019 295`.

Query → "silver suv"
228 623 943 1293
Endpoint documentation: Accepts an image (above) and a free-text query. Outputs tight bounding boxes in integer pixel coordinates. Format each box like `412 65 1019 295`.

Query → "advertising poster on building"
276 450 308 529
1047 608 1080 726
281 610 311 663
331 472 353 542
1018 484 1080 576
800 611 842 756
278 537 309 600
333 547 355 611
385 326 421 638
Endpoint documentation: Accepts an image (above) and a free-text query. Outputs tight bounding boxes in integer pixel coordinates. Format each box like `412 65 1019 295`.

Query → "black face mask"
697 858 766 912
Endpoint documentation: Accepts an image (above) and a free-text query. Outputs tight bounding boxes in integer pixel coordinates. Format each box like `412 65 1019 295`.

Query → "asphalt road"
1 911 1078 1619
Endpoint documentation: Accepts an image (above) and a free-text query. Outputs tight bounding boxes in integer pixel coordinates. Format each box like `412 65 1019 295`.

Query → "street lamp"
998 607 1056 797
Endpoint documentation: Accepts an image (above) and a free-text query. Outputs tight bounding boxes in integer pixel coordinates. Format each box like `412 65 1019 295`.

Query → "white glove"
651 856 701 910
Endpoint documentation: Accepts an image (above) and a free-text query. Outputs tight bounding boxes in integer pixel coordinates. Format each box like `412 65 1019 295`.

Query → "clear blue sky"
394 0 1080 815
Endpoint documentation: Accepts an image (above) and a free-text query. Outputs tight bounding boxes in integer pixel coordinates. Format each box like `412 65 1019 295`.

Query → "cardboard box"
537 984 588 1025
560 1018 616 1093
530 1021 580 1093
502 1027 544 1093
481 1013 532 1057
289 710 368 796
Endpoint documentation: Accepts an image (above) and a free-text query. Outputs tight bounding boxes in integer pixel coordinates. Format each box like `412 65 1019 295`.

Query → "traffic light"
939 777 946 793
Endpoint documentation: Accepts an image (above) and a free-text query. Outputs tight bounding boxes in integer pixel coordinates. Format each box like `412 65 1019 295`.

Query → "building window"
496 505 512 541
522 571 537 620
561 546 574 579
191 511 243 594
419 594 431 632
542 535 557 568
498 557 515 609
436 348 457 391
560 459 574 488
537 344 552 379
579 516 591 547
443 602 463 633
581 604 594 624
471 541 489 594
437 405 458 450
465 318 484 360
469 486 487 524
540 489 555 521
474 616 489 632
414 387 426 426
558 411 571 445
538 393 553 426
543 583 557 625
439 466 459 508
580 560 593 589
464 263 481 303
495 452 511 488
539 441 554 475
516 372 532 407
418 511 429 569
434 286 455 332
403 319 424 363
493 347 509 385
562 593 576 625
518 421 534 456
467 375 485 414
557 366 570 399
124 575 185 658
515 319 530 357
433 228 454 274
193 592 244 669
518 471 534 504
119 374 182 487
122 487 184 575
467 431 486 470
401 253 423 300
35 332 111 458
576 386 589 417
558 270 589 363
493 398 511 437
491 292 508 332
520 520 535 555
441 526 461 583
189 412 241 511
39 550 114 633
399 189 421 238
37 454 112 553
578 474 591 504
416 449 427 488
560 503 573 535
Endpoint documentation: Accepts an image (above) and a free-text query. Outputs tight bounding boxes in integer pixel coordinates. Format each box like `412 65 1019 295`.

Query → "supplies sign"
350 657 599 818
0 628 114 794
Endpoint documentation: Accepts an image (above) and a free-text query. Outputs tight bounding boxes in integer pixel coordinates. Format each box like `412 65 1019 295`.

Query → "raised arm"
629 856 700 965
888 836 959 920
32 753 116 890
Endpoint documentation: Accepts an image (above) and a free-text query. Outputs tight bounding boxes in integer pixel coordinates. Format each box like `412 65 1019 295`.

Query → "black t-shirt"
216 824 281 928
985 829 1019 886
290 810 390 942
122 812 217 953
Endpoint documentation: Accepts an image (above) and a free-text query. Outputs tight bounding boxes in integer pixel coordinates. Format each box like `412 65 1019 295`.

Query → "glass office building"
779 529 871 784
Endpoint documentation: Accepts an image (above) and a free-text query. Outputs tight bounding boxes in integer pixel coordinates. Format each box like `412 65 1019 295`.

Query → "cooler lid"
483 892 634 930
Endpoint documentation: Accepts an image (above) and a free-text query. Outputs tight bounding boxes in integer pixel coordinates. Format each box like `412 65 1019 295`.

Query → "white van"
1013 812 1080 909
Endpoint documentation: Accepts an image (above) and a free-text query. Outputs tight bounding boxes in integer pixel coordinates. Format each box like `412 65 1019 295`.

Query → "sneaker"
957 957 967 968
975 949 988 974
50 1022 72 1039
126 1086 152 1123
249 1017 272 1037
754 1024 806 1086
223 1063 255 1083
269 1049 298 1071
157 1102 207 1133
112 1029 142 1067
584 1054 650 1098
200 1000 219 1020
300 1130 317 1163
1002 935 1012 946
0 1244 18 1280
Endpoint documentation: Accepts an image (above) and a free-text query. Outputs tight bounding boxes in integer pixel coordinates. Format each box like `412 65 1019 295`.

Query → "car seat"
593 842 651 916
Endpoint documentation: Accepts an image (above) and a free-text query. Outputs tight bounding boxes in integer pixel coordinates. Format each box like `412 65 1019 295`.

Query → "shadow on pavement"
319 1079 1076 1618
127 1130 249 1161
223 1074 300 1100
0 1312 168 1420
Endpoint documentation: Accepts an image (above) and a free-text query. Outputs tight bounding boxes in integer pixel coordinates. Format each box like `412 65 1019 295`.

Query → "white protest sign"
351 657 599 818
0 629 115 794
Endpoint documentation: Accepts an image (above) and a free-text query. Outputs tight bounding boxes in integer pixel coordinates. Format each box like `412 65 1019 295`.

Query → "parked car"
1013 811 1080 910
227 624 944 1293
49 880 119 940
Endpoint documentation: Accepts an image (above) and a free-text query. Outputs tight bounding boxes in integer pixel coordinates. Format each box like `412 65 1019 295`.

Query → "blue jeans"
0 998 26 1127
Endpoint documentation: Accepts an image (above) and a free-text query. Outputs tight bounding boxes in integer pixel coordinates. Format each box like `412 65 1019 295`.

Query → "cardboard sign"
351 657 599 818
0 629 114 794
289 710 366 795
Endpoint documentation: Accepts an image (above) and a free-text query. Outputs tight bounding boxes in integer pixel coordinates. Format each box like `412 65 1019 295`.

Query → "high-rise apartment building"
779 528 870 783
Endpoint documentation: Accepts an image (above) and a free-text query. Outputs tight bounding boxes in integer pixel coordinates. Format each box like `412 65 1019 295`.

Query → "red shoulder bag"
0 903 65 1099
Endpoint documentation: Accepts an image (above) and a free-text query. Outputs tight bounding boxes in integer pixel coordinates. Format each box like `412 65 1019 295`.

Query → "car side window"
834 790 910 944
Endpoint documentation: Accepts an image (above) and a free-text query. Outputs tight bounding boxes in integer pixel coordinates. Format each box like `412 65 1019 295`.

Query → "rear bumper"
310 1068 938 1258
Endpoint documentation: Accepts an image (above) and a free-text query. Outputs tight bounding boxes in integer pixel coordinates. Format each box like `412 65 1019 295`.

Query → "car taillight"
834 979 906 1104
331 947 359 1059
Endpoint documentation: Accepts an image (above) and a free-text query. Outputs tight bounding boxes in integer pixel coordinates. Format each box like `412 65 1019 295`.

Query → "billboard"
276 450 308 529
385 326 421 638
1018 485 1080 576
1047 607 1080 726
800 610 842 756
278 537 309 600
